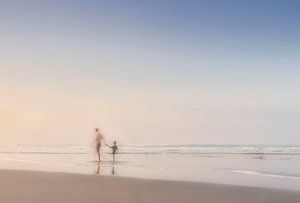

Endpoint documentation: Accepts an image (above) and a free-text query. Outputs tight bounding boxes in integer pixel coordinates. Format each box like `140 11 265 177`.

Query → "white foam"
230 169 300 180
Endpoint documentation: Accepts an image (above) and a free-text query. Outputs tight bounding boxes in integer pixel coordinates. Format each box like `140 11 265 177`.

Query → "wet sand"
0 169 299 203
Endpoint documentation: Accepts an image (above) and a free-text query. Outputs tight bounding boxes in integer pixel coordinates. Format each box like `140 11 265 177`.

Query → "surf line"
5 158 44 164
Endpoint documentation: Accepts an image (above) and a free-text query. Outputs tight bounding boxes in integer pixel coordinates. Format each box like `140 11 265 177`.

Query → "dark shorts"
96 143 101 153
112 149 117 154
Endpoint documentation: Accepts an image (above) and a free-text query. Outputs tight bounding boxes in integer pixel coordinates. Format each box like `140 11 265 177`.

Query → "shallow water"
0 144 300 190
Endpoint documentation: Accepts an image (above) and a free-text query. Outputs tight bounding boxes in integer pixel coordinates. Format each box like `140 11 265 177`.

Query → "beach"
1 169 300 203
2 0 299 202
1 144 300 191
1 144 300 203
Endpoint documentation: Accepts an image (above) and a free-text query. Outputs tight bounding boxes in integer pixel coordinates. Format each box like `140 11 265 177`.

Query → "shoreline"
1 169 300 203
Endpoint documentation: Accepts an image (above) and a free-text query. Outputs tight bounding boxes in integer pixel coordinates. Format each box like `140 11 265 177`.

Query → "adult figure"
94 128 105 162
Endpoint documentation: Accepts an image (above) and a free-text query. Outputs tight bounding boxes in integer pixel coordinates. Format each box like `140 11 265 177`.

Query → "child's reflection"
111 165 116 175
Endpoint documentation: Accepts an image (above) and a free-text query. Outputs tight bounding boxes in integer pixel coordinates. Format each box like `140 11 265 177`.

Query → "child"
106 141 118 162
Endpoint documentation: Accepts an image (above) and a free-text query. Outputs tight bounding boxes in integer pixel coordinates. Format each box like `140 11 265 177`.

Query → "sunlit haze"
1 0 300 145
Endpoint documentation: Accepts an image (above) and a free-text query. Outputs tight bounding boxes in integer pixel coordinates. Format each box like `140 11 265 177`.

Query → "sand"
0 169 299 203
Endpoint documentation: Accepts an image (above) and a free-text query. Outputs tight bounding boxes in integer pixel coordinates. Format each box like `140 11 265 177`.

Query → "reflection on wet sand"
95 164 116 176
111 165 115 175
96 165 100 175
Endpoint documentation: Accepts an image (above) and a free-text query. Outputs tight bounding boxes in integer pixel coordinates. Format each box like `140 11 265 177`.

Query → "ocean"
1 144 300 190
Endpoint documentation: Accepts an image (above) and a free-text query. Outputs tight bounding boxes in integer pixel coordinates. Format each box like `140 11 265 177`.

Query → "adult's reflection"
96 165 101 175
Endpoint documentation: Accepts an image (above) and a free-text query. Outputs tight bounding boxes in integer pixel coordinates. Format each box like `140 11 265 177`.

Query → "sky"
0 0 299 145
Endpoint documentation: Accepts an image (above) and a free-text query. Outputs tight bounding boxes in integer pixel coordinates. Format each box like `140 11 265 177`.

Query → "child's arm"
105 144 112 148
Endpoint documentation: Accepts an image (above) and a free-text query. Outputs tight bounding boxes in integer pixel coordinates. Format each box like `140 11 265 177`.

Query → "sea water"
0 144 300 190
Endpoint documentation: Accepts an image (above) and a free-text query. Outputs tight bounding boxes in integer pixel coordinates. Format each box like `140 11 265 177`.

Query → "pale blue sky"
0 0 299 144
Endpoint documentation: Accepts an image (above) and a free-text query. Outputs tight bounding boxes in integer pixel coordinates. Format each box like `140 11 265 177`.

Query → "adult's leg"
97 144 101 162
99 145 102 162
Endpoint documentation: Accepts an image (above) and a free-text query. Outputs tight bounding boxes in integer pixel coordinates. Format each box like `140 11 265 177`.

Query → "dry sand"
0 169 299 203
